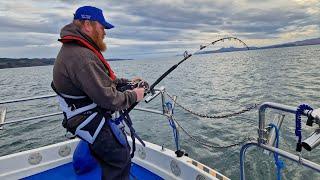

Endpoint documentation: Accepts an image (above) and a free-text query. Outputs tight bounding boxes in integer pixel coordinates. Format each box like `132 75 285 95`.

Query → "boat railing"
0 87 183 154
240 102 320 179
3 88 320 179
0 87 174 128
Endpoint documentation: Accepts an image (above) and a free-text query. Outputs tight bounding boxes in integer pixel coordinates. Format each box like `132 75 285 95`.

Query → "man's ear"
82 20 93 33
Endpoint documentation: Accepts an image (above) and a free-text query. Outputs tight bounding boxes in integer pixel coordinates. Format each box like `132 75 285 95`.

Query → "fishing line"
124 37 250 115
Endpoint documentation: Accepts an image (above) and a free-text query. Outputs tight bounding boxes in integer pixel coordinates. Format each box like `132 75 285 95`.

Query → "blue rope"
268 123 285 180
295 104 313 152
166 102 180 151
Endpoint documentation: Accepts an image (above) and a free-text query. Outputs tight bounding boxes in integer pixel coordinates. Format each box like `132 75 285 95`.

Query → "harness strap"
51 82 106 143
52 82 133 147
51 82 68 120
51 82 93 111
120 111 145 158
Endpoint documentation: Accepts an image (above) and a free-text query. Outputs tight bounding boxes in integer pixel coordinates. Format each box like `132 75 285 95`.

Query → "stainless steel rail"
241 102 320 180
0 94 57 105
258 102 315 144
0 87 166 105
0 91 167 128
240 141 320 180
0 107 165 127
1 112 62 126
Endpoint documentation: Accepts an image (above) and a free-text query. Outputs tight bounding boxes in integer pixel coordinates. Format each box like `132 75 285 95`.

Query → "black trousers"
89 123 131 180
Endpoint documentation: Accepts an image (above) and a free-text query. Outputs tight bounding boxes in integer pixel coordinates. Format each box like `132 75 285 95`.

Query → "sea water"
0 45 319 179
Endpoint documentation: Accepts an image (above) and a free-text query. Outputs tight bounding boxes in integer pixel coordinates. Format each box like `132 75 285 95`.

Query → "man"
52 6 145 180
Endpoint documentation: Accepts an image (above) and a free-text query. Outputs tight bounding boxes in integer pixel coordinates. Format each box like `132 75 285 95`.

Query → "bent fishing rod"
124 37 250 114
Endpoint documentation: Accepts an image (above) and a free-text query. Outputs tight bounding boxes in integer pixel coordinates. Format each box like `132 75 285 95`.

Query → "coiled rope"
295 104 313 152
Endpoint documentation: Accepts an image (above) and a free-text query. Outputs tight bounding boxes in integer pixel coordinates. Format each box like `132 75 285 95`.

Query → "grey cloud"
39 1 318 42
0 38 34 48
0 32 58 48
99 1 230 43
231 8 309 24
240 33 279 39
108 1 227 29
109 27 183 41
0 14 68 35
217 7 315 39
104 1 317 43
0 0 319 58
108 42 192 59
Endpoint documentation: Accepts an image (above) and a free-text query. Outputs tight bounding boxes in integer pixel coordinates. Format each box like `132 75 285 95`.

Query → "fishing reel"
117 80 150 92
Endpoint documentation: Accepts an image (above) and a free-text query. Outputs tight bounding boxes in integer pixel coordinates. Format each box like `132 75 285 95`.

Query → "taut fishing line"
178 36 254 118
122 36 251 116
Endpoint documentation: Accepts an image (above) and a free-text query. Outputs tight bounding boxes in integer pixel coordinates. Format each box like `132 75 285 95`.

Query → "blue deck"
23 162 163 180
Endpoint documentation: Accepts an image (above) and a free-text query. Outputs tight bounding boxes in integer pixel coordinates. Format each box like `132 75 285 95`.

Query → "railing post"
240 142 256 180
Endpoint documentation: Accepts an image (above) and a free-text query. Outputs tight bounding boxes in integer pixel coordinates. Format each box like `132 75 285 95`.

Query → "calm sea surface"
0 45 319 179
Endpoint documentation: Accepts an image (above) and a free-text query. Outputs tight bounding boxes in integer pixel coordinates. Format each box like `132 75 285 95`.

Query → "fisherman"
52 6 145 180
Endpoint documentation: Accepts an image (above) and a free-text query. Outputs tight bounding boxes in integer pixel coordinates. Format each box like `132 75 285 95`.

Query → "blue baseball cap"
74 6 114 29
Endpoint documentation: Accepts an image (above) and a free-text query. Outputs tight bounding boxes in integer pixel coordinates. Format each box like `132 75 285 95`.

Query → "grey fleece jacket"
53 23 137 111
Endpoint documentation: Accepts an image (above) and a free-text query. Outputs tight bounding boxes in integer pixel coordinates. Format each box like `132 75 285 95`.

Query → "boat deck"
23 162 163 180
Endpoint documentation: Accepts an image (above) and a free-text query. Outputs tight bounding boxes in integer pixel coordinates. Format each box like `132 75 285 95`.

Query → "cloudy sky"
0 0 319 59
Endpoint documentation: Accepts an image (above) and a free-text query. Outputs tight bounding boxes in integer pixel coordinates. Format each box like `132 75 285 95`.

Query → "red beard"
92 28 106 52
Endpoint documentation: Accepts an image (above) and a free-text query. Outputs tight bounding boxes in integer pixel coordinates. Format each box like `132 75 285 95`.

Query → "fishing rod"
124 37 250 114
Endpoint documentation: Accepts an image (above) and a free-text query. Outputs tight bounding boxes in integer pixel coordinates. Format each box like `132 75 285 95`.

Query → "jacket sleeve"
73 58 137 111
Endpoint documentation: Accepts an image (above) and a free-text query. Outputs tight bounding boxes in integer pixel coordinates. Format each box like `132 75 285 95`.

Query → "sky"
0 0 319 59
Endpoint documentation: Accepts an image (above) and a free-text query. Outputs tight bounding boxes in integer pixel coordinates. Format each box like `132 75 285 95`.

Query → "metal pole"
134 107 165 116
258 102 313 144
1 112 62 126
0 94 56 105
240 141 320 180
0 107 166 127
240 142 254 180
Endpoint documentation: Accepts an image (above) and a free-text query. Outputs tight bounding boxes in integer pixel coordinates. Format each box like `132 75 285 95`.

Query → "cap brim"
103 21 114 29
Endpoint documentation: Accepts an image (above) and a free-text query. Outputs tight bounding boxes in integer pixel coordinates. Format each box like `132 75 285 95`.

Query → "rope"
165 102 180 151
166 92 258 119
171 116 255 149
268 123 285 180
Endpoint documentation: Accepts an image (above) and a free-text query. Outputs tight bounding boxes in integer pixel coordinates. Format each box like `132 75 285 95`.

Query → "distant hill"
0 58 133 69
0 58 55 69
261 37 320 49
195 47 250 55
197 37 320 55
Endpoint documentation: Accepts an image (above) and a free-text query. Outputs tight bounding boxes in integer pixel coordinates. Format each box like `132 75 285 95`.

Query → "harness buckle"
65 131 76 139
70 104 77 111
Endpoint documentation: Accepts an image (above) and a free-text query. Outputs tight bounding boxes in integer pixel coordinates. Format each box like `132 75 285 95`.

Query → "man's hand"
132 77 142 83
133 88 145 102
131 77 149 91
